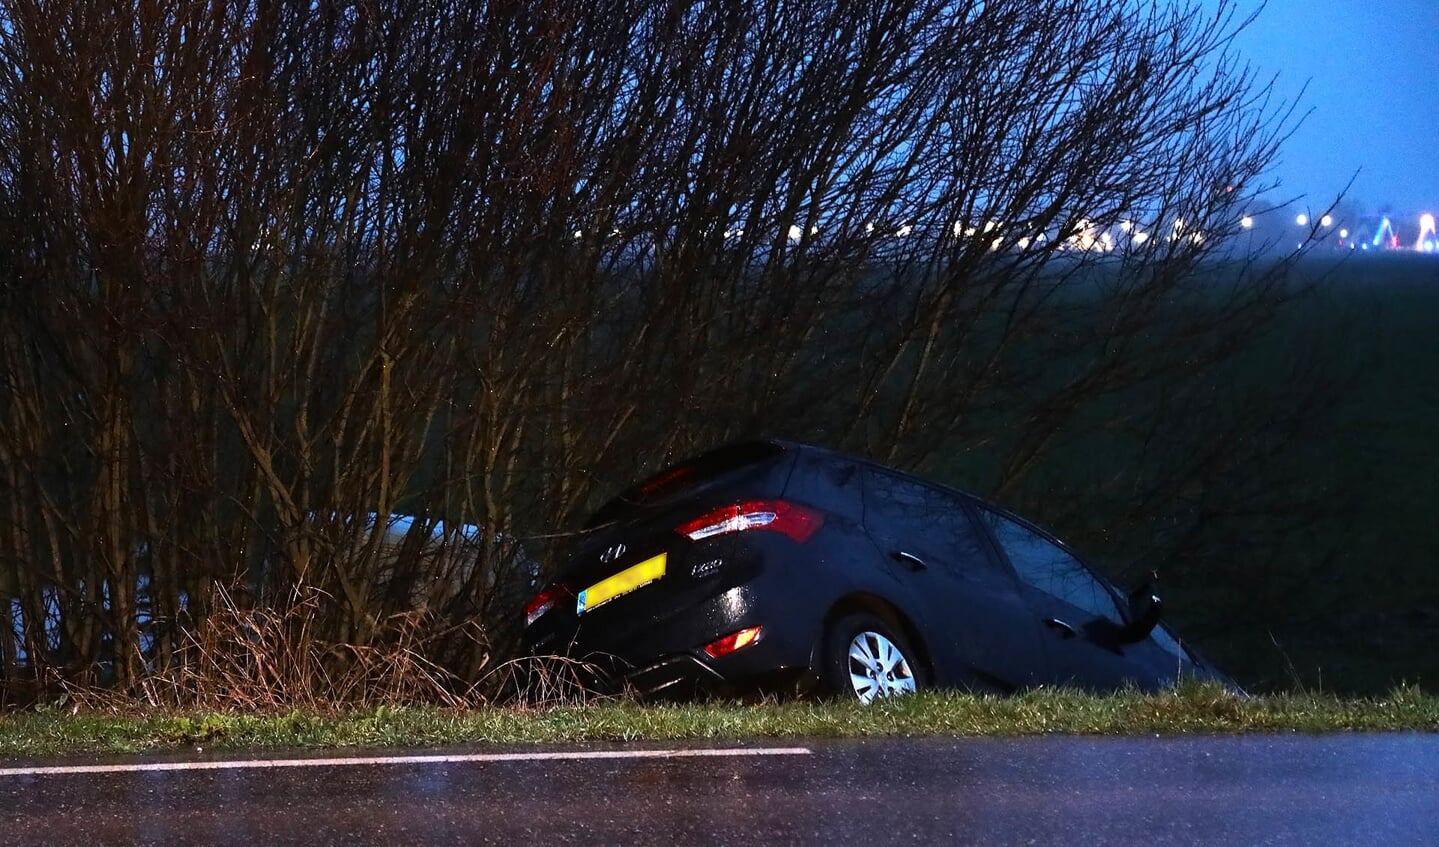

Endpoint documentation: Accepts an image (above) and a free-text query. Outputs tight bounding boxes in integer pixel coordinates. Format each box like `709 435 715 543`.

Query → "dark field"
3 251 1434 705
1184 253 1439 692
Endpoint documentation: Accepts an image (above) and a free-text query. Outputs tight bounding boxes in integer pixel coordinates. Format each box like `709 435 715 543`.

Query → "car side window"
863 471 1004 580
978 509 1122 622
785 455 864 526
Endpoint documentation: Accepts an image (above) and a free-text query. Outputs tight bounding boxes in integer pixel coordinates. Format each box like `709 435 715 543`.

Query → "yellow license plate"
576 553 667 613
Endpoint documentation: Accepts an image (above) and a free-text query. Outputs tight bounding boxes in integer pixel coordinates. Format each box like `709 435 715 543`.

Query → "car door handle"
1044 617 1078 639
892 550 927 571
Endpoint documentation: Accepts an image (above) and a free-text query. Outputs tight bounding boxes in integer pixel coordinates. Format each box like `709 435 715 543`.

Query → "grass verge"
1 684 1437 758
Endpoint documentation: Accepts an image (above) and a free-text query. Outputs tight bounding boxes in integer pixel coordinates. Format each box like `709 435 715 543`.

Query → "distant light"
1295 214 1308 227
1070 220 1096 251
1240 216 1254 229
1339 229 1349 239
1373 217 1395 248
788 225 803 243
896 224 913 237
1321 215 1333 228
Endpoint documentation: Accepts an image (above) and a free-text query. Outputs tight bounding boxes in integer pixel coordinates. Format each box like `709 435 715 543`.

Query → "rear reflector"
675 500 823 543
525 585 572 627
704 625 764 658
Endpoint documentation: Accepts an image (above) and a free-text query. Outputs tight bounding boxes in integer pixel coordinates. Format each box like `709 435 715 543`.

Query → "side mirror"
1118 582 1163 643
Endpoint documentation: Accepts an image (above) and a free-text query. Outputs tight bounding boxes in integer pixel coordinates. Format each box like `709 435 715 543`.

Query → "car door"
974 506 1180 691
861 470 1049 691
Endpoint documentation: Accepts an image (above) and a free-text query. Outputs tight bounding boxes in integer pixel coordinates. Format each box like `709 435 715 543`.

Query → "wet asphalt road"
2 734 1437 846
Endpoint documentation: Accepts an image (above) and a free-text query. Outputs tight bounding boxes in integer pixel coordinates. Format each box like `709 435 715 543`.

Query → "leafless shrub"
93 585 492 712
0 0 1332 700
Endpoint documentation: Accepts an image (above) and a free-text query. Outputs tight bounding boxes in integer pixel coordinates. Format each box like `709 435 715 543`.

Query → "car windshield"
584 441 787 528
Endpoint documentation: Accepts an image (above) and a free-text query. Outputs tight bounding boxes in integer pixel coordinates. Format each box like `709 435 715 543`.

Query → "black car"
524 440 1225 702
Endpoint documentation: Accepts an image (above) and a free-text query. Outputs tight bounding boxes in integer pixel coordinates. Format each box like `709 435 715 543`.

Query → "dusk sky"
1222 1 1438 216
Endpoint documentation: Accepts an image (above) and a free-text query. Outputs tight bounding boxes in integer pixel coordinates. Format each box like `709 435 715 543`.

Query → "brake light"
704 625 763 658
674 500 824 543
641 465 692 496
525 584 572 627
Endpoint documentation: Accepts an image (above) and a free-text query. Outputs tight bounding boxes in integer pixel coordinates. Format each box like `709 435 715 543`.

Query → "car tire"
820 612 923 704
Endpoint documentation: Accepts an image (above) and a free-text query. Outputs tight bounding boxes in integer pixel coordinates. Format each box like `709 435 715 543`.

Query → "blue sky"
1224 1 1437 216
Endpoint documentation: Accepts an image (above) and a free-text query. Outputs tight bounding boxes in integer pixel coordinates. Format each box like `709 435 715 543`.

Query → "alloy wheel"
846 630 917 703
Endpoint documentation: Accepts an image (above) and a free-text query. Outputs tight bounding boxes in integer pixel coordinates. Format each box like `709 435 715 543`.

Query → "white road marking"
0 746 812 778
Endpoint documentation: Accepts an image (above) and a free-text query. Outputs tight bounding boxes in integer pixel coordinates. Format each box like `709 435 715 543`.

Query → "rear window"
585 441 788 528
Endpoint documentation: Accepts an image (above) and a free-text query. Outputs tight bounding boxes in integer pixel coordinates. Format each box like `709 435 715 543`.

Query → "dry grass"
44 584 624 715
480 654 625 709
62 585 494 713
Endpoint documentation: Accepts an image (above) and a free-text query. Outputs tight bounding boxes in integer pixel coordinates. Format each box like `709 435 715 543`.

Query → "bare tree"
0 0 1327 701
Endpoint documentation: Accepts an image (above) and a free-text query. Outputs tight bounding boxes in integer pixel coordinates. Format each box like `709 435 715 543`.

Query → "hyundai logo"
600 543 627 564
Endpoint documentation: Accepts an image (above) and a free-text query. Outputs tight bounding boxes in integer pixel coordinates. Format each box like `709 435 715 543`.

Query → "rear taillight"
525 584 573 627
674 500 824 543
704 625 764 658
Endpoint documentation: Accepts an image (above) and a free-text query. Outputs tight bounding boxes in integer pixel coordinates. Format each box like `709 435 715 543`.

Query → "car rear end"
523 441 835 696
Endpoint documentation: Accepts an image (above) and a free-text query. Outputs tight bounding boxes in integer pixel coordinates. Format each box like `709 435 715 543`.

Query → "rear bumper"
621 632 817 697
527 581 820 696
